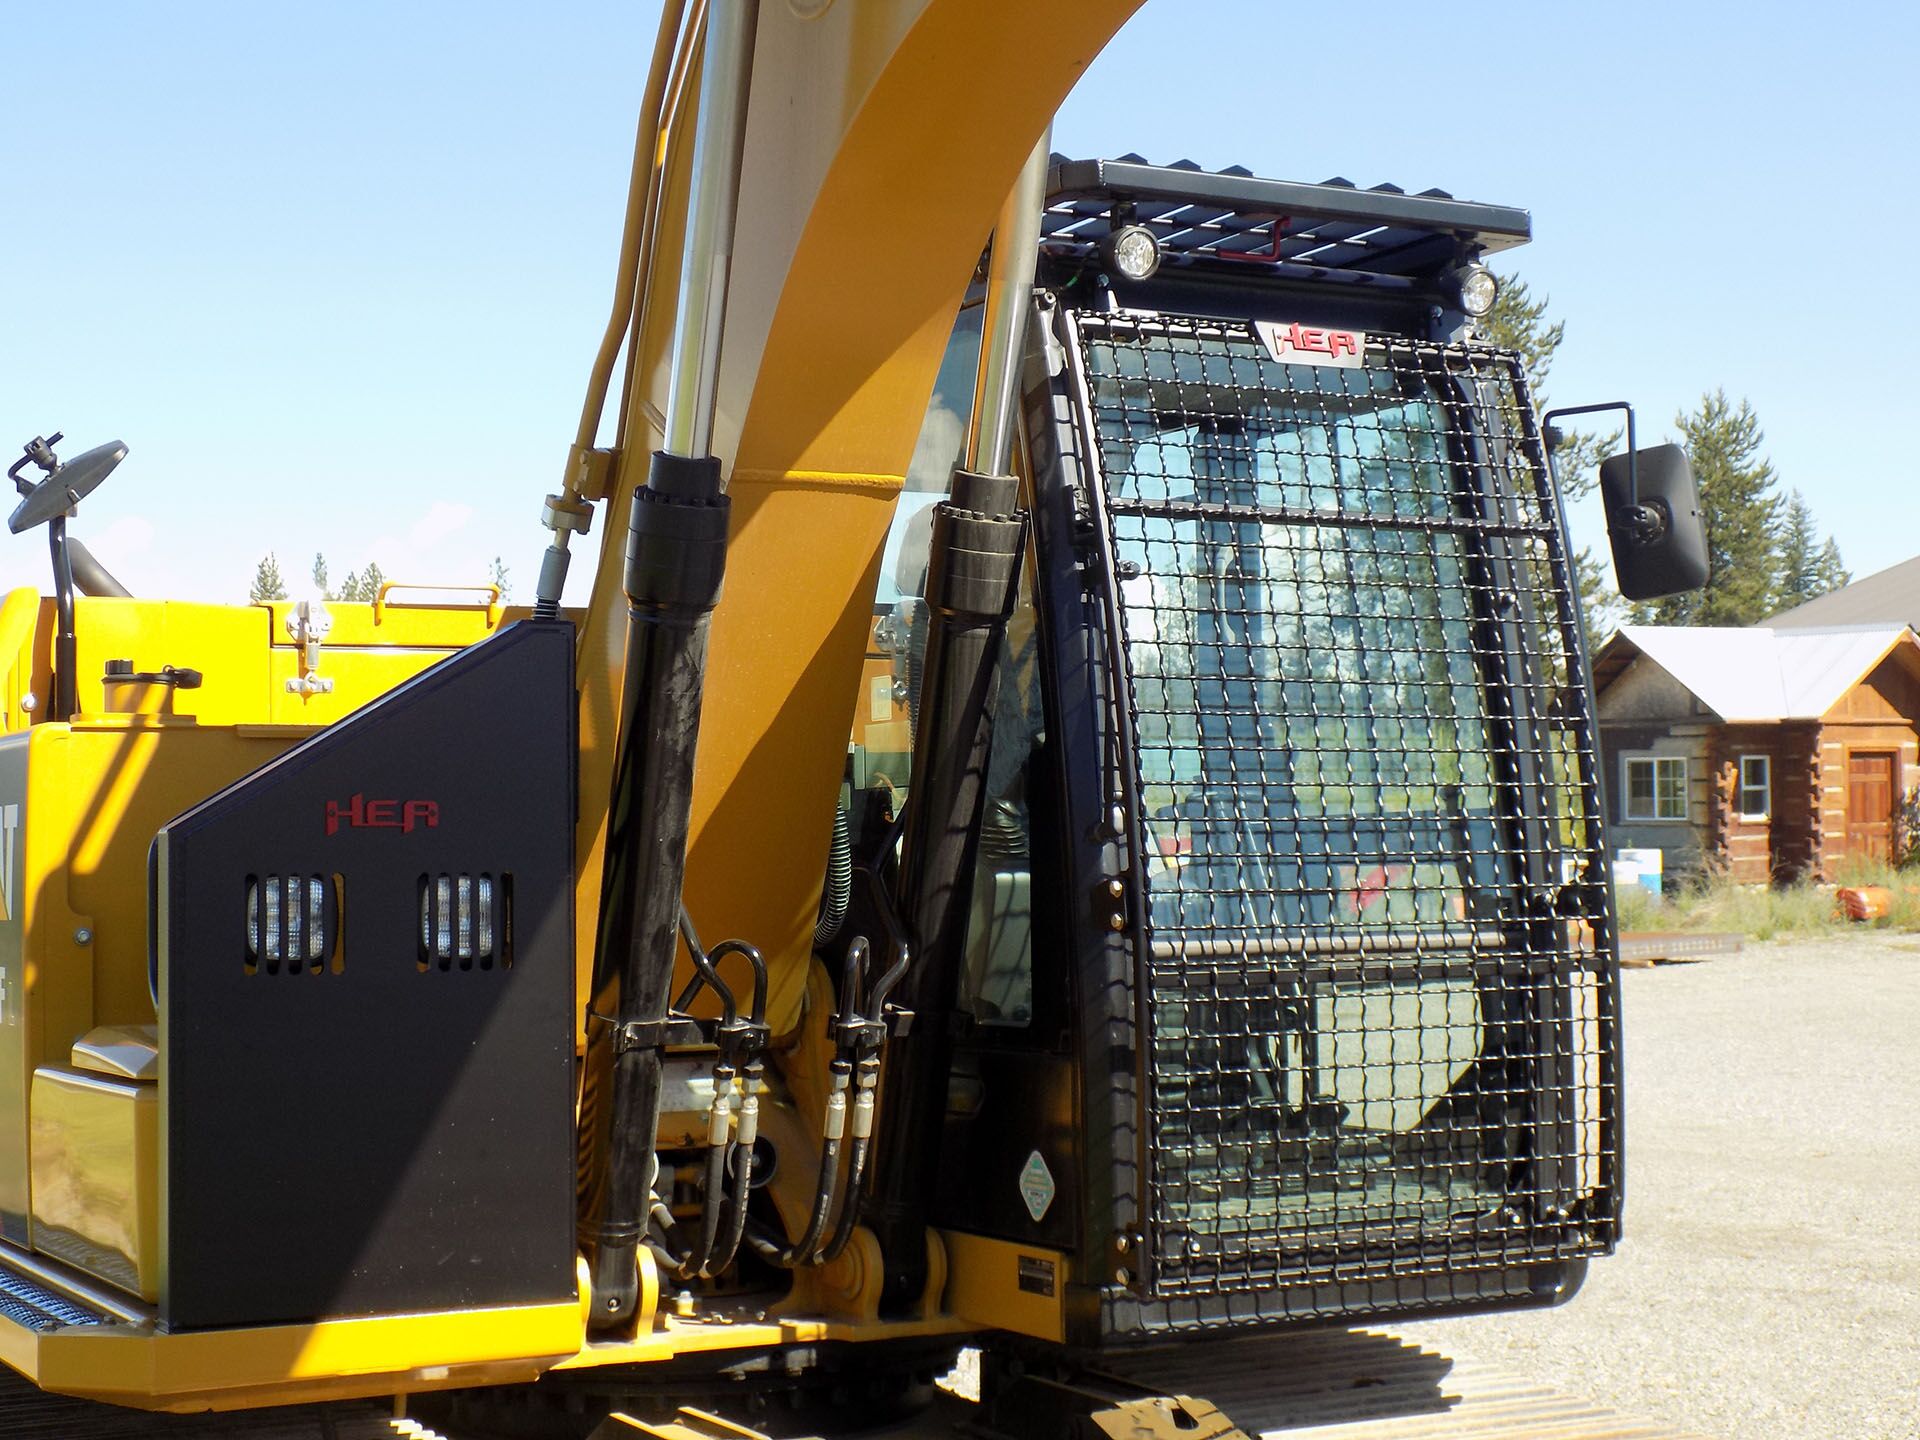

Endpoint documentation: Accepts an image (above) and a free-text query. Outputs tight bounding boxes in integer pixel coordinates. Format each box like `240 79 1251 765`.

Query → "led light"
421 872 504 969
1104 224 1161 281
1447 262 1499 317
246 873 336 973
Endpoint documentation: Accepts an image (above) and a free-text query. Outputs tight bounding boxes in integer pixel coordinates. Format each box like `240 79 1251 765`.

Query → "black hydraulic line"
585 449 730 1330
864 468 1024 1314
749 1058 848 1268
672 908 739 1025
646 1186 689 1275
862 940 911 1026
652 920 767 1280
821 941 906 1265
680 1071 735 1280
750 936 872 1269
679 946 766 1280
695 936 766 1278
710 938 769 1028
711 1057 760 1275
821 1137 869 1263
819 1049 881 1264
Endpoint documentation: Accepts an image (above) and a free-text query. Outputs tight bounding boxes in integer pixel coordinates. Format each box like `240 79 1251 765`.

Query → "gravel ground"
1402 932 1920 1439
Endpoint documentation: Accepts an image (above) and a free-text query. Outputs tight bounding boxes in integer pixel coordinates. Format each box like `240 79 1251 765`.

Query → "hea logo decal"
325 794 440 837
0 804 17 924
1254 320 1367 368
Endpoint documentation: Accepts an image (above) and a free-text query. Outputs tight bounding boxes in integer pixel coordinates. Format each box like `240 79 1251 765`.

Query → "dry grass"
1614 862 1920 940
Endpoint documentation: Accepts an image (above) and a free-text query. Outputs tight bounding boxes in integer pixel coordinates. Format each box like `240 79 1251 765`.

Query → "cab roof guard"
1044 154 1531 285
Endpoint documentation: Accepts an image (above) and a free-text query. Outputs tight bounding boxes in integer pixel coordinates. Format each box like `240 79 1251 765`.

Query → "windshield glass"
1087 322 1507 940
1079 312 1607 1286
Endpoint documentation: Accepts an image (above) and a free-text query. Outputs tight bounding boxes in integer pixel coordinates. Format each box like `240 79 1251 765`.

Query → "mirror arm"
48 516 78 721
1543 401 1653 534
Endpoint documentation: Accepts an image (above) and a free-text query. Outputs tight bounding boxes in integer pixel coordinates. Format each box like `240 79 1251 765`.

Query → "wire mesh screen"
1077 312 1617 1318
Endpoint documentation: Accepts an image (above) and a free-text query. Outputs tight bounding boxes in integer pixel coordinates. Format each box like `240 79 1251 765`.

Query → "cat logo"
0 803 17 924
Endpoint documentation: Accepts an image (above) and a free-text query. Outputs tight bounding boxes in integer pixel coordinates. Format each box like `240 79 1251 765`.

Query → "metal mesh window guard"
1077 312 1617 1317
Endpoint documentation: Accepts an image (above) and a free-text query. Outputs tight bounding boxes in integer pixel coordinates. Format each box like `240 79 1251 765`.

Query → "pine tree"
311 552 331 599
1481 274 1618 647
325 562 387 602
1775 491 1819 608
1774 490 1853 611
1632 390 1782 627
1812 537 1849 597
250 552 289 603
488 555 512 603
1576 549 1624 643
1480 276 1614 501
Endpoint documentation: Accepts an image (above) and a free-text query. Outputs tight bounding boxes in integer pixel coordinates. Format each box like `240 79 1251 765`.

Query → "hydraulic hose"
749 934 888 1269
574 0 690 455
680 1064 735 1280
814 800 853 947
667 923 766 1281
533 0 690 619
711 1057 760 1276
749 1058 847 1268
819 1054 878 1264
824 942 908 1264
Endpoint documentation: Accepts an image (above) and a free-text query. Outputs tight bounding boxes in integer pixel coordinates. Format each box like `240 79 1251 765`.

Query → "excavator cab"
852 158 1619 1347
0 0 1667 1418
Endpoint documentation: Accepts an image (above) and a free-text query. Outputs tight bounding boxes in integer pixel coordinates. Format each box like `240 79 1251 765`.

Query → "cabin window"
1737 754 1771 821
1623 755 1687 821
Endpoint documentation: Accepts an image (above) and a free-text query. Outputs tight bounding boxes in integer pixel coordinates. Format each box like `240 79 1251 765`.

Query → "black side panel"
158 621 575 1331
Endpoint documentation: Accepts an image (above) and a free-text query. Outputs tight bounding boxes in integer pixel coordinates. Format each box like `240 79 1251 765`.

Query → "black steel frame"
1020 295 1618 1342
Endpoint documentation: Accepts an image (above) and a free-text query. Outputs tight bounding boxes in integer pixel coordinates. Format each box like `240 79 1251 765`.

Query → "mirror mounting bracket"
1542 400 1639 510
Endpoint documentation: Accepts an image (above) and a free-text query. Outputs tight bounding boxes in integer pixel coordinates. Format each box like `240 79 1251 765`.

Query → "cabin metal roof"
1044 154 1530 283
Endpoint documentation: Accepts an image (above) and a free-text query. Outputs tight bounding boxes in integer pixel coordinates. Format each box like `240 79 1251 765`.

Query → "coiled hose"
813 799 852 947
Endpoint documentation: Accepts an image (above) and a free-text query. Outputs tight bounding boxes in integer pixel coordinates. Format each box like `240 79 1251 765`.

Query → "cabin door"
1846 752 1896 864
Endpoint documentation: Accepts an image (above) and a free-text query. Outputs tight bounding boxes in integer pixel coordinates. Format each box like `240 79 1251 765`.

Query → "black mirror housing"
1600 443 1708 601
8 439 128 534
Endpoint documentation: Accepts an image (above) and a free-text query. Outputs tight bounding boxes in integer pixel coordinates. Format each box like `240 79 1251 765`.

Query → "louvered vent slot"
418 873 511 972
244 874 341 975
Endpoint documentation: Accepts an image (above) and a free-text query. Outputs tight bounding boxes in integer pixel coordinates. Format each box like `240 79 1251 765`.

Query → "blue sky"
4 1 1914 607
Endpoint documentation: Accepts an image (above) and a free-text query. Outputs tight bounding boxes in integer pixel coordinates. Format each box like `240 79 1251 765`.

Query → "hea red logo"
1255 320 1367 368
325 793 440 837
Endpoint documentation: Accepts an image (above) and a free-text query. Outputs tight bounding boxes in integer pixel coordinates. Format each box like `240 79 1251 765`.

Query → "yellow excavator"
0 1 1709 1435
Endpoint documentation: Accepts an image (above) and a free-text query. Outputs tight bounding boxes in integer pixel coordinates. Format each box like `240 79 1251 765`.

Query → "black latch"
104 659 203 689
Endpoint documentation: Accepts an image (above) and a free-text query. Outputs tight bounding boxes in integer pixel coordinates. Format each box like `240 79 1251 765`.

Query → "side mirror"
1599 443 1708 601
8 440 129 534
